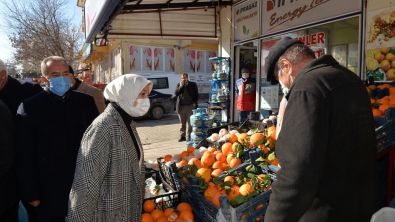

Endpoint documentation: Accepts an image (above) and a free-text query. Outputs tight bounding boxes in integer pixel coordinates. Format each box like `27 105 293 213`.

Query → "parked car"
145 89 174 119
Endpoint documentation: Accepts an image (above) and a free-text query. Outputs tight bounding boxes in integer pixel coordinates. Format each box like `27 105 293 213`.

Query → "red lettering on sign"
314 49 324 57
311 34 317 45
317 32 325 44
305 36 311 46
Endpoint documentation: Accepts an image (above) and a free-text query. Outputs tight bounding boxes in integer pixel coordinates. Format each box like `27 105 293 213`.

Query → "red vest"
237 79 256 111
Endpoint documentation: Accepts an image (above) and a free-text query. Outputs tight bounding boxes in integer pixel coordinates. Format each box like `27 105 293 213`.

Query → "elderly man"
264 37 380 221
16 56 99 222
0 59 42 117
68 65 106 113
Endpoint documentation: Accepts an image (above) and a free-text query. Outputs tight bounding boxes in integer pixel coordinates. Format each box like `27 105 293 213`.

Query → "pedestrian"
67 74 152 222
16 56 99 222
235 66 256 125
264 37 380 221
0 58 42 117
0 99 18 222
68 65 106 113
174 73 198 141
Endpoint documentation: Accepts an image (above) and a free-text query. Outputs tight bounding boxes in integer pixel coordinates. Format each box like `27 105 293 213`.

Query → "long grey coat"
67 103 145 222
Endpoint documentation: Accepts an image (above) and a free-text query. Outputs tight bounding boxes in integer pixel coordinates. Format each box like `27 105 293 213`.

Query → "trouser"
0 201 18 222
178 104 194 139
238 110 253 126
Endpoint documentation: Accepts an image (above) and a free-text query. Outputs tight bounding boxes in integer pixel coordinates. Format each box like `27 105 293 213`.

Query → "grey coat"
67 103 145 222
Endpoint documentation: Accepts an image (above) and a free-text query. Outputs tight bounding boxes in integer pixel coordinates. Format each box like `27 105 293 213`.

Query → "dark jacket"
16 88 99 217
174 81 198 113
265 55 380 222
0 99 18 214
0 75 42 116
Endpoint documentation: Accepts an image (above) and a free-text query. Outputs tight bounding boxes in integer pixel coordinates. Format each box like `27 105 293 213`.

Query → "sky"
0 0 82 62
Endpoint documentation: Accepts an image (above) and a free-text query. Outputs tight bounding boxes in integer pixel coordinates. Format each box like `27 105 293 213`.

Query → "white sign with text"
234 0 259 42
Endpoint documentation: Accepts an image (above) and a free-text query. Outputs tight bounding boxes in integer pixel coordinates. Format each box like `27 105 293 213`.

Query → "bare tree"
1 0 83 74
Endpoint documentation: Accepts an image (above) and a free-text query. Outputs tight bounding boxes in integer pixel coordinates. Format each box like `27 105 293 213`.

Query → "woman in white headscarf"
67 74 152 222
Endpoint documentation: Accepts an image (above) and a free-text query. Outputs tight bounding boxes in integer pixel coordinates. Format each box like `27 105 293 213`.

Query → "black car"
145 89 174 119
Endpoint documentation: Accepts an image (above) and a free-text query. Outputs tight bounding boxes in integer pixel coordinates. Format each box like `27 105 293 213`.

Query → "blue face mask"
49 76 71 96
279 81 289 94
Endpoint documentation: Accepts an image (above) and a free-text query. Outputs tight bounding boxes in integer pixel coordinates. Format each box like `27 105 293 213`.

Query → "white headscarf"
104 74 153 116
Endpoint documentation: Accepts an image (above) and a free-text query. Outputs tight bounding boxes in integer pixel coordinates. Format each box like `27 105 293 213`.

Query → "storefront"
231 0 364 121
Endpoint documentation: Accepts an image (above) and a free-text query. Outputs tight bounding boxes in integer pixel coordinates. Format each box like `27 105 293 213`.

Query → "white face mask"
242 72 249 79
279 80 289 94
119 98 150 117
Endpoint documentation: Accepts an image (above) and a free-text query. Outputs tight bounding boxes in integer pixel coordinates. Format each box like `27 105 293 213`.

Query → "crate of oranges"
141 200 200 222
175 153 278 222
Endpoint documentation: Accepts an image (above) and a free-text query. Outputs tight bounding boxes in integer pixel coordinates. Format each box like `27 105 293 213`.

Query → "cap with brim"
265 37 304 85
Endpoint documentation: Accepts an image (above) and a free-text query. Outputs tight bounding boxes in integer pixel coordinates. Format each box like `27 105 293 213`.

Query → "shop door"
233 45 257 122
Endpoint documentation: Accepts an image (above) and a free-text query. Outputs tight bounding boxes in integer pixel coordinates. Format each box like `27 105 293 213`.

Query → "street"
134 112 187 161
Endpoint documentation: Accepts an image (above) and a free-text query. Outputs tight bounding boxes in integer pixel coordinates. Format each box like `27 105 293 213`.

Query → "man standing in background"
235 66 256 124
69 66 106 113
174 73 198 142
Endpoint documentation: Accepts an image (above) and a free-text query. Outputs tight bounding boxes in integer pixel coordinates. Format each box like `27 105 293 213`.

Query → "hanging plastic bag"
216 207 238 222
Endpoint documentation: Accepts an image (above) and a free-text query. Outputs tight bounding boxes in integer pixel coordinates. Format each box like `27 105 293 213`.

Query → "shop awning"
84 0 233 42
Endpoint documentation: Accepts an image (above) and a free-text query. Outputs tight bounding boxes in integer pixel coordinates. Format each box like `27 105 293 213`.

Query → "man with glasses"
15 56 99 222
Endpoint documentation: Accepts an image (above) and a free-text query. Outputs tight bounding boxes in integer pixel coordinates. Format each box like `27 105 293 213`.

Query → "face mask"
49 76 71 96
119 98 150 117
279 80 289 94
242 72 249 79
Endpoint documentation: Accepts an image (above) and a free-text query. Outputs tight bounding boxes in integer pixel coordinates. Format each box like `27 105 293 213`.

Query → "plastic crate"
195 139 225 150
238 119 267 133
206 121 240 136
375 119 395 153
176 157 278 222
143 191 181 211
157 157 180 191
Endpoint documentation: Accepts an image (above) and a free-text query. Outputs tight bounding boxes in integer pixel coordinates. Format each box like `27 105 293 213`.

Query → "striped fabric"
67 103 145 222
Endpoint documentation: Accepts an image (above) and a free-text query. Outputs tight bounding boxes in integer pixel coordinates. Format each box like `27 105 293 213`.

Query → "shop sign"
84 0 106 40
82 43 92 61
294 32 326 57
261 0 361 35
234 0 259 42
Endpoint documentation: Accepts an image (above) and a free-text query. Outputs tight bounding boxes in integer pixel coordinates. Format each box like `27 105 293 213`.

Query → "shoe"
178 136 186 142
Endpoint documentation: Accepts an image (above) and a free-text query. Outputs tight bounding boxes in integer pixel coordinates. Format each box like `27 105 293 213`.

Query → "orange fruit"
173 219 183 222
381 47 390 54
178 159 188 167
195 168 212 182
213 150 221 155
373 109 383 117
216 153 226 163
239 184 254 196
155 216 168 222
224 176 234 185
390 94 395 99
187 146 195 153
216 183 223 191
164 155 172 163
254 203 264 210
267 126 276 140
151 209 164 221
228 133 238 143
371 98 376 103
212 191 228 208
229 158 242 168
383 84 392 88
222 163 229 170
375 52 385 62
228 185 240 200
368 85 376 89
167 212 178 221
208 182 215 187
179 210 194 221
250 133 265 146
143 200 156 213
201 154 215 167
204 187 218 202
226 155 235 164
177 202 192 212
141 213 155 222
212 161 224 170
222 142 233 156
211 169 223 177
379 98 390 104
238 133 249 144
208 147 216 152
381 60 391 72
390 99 395 106
180 151 189 159
379 104 391 113
188 152 194 156
164 208 174 218
188 158 202 169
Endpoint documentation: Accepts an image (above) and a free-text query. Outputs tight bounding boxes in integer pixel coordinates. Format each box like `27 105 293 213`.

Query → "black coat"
16 88 99 217
265 55 380 222
0 75 42 116
174 81 198 113
0 99 18 213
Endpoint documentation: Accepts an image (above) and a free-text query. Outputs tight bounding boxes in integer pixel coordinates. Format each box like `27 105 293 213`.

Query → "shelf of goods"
209 57 230 127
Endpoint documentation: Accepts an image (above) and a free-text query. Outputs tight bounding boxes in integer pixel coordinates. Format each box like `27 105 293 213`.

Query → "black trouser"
0 202 18 222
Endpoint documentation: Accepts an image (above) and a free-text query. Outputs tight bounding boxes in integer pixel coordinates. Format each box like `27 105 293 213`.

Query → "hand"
180 80 186 86
29 200 40 207
193 103 196 108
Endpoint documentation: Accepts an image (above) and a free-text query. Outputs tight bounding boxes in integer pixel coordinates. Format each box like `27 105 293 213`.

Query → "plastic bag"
171 154 181 163
219 128 228 137
216 207 238 222
208 133 220 141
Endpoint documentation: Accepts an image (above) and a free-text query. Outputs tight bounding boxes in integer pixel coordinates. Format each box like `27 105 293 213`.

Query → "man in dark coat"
0 99 18 222
16 56 99 222
0 59 42 117
264 37 380 221
174 73 198 141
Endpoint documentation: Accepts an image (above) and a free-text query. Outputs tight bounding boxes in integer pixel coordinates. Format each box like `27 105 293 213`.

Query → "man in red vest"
235 67 256 124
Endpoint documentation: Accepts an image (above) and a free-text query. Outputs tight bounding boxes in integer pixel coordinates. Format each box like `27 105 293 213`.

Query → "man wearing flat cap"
264 37 380 221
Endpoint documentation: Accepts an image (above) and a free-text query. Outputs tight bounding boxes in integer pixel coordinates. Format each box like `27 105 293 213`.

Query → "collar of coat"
285 55 338 100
